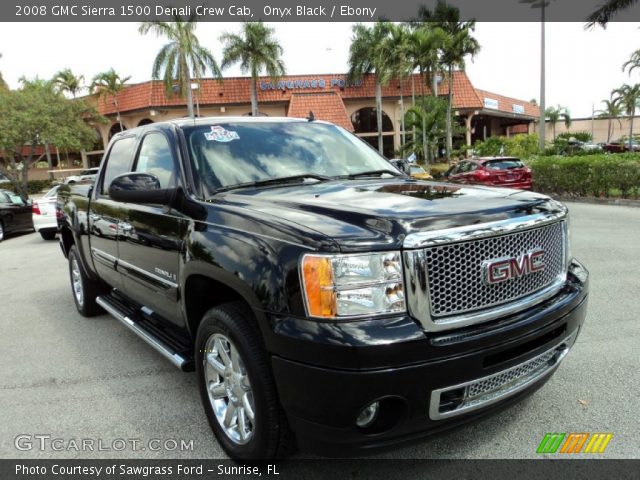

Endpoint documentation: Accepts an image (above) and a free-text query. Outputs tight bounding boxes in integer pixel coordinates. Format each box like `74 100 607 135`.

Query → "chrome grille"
425 221 565 318
429 332 576 420
467 348 556 398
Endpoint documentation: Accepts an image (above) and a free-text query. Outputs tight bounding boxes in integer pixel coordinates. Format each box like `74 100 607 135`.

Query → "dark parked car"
602 140 640 153
57 118 588 460
0 189 34 241
446 157 533 190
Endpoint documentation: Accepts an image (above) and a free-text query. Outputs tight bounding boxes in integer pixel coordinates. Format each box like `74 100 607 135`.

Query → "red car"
445 157 533 190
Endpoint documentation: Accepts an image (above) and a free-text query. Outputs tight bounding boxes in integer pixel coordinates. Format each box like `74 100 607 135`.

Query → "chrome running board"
96 296 189 371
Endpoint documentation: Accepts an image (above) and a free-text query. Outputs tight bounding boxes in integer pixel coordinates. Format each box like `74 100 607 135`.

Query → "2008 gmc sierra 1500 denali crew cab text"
57 117 589 460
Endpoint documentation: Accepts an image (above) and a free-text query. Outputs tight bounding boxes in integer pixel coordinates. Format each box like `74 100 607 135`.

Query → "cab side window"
100 137 136 196
134 133 177 188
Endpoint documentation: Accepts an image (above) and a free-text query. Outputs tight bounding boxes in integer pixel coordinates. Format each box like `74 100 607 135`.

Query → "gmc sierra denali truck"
57 117 589 460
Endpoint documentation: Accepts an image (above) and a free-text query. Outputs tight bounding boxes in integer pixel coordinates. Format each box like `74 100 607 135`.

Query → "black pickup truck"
57 117 589 460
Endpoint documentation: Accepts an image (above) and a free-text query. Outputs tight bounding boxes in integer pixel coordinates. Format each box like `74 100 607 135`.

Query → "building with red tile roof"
88 71 539 160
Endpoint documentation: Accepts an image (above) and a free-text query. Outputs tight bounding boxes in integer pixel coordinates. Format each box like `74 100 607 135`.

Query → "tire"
68 245 104 317
195 302 294 460
40 230 57 240
0 221 4 242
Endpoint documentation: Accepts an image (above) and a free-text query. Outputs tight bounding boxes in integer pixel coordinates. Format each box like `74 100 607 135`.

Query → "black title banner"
5 0 640 22
2 459 640 480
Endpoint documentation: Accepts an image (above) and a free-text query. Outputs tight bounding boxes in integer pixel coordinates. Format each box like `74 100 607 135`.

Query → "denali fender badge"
482 249 545 285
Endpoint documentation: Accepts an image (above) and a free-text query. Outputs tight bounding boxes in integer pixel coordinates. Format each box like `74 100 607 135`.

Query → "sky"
0 21 638 118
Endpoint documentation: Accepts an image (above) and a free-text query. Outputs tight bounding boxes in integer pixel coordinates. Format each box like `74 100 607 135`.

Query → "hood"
217 179 563 251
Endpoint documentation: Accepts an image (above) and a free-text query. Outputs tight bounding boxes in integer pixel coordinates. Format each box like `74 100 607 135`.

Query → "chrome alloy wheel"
204 333 255 444
71 257 84 307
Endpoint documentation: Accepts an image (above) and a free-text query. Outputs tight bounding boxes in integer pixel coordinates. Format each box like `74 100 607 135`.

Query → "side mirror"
108 172 174 204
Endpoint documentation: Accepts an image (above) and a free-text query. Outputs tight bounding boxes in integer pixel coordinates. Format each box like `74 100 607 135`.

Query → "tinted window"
7 192 24 205
0 192 9 203
184 122 399 195
135 133 176 188
458 162 473 173
100 137 136 195
483 159 524 170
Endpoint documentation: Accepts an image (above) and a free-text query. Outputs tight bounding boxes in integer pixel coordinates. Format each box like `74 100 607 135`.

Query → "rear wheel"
40 230 57 240
195 302 294 460
0 221 4 242
68 245 104 316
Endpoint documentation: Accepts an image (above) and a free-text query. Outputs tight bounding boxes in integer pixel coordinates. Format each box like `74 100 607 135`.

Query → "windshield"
184 122 399 195
410 166 426 174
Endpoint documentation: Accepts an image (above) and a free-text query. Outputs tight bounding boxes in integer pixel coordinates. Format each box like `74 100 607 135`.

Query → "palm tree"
402 96 449 162
612 83 640 149
90 68 131 130
418 1 480 161
545 105 572 140
406 23 447 99
53 68 84 98
348 22 394 155
597 98 623 142
383 24 413 146
623 49 640 76
220 22 285 117
587 0 637 27
139 14 221 119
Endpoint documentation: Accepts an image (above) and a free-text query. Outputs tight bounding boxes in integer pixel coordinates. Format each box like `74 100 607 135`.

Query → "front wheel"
195 302 294 460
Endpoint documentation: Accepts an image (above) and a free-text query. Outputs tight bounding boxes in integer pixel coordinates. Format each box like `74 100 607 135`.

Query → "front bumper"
267 259 588 455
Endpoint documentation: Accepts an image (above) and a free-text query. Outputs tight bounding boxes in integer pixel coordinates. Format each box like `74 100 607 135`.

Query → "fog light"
356 401 380 428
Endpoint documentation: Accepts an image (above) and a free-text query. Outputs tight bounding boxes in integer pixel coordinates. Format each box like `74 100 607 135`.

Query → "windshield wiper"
213 174 333 193
338 169 404 179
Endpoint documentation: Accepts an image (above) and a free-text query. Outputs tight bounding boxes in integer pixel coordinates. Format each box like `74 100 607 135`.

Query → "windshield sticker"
204 126 240 142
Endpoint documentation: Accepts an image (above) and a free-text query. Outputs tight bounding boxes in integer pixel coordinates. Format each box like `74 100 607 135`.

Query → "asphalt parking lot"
0 202 638 460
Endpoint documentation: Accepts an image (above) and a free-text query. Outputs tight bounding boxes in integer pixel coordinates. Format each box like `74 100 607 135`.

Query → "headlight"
301 252 405 319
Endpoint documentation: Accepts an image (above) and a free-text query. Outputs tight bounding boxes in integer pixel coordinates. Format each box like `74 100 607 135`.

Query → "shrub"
527 153 640 198
472 133 541 159
2 179 53 195
555 131 592 142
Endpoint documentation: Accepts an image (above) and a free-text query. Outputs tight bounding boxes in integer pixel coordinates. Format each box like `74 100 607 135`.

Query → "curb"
553 196 640 208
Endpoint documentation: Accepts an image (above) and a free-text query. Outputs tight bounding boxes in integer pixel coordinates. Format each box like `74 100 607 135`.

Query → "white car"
0 173 10 184
32 185 59 240
64 167 99 184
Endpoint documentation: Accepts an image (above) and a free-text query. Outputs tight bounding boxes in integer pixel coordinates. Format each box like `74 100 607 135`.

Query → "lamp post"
521 0 550 151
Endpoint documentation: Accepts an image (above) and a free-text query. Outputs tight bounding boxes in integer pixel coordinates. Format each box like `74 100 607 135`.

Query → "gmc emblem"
482 249 545 285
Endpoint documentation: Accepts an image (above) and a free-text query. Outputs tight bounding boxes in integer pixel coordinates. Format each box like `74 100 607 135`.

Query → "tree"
623 49 640 77
139 14 221 119
545 105 572 140
53 68 84 98
383 24 413 145
406 23 447 99
612 83 640 149
418 0 480 161
220 22 285 117
0 53 7 91
348 22 394 155
587 0 637 27
90 68 130 130
402 96 450 161
596 98 623 142
0 79 102 199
